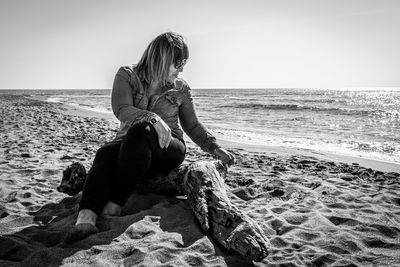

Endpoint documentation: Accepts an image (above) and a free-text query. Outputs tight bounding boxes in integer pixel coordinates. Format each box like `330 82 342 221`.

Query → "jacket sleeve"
178 81 220 154
111 66 158 126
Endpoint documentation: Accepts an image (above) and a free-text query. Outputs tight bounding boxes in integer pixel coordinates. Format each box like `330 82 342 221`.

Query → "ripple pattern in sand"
223 151 400 266
0 94 118 218
1 94 400 266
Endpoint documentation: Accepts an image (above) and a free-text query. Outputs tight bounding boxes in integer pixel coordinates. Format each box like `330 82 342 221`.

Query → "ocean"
3 88 400 164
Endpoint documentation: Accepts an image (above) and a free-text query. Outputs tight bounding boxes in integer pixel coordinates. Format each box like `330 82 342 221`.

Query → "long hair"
136 32 189 87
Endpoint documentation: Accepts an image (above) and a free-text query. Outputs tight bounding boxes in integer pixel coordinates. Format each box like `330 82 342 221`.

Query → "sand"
0 93 400 266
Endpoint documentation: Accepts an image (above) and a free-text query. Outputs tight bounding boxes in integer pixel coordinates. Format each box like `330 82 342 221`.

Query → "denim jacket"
111 65 220 154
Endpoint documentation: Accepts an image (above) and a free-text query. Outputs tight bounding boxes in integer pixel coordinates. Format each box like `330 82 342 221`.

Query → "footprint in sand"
270 207 287 214
392 197 400 206
270 236 289 248
362 237 400 249
268 218 297 235
20 201 33 207
326 215 359 226
4 191 17 202
22 192 31 198
283 213 308 225
296 231 321 241
369 224 399 239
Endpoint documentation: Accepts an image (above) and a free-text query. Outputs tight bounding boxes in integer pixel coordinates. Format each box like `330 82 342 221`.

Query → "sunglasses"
174 59 187 69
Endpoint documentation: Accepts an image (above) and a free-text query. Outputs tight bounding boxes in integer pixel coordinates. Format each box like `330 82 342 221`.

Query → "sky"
0 0 399 89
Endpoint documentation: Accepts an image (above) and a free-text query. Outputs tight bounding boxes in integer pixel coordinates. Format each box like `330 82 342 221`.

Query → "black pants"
79 122 186 215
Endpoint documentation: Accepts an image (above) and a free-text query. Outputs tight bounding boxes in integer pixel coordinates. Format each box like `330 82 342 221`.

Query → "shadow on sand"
0 192 254 267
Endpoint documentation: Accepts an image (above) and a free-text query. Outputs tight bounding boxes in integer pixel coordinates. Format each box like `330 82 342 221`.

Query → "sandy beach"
1 93 400 266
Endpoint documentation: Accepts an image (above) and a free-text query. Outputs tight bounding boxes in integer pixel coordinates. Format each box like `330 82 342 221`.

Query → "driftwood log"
58 160 270 261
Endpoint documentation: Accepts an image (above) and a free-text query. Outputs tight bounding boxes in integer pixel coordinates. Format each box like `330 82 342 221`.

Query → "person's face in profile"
167 59 187 84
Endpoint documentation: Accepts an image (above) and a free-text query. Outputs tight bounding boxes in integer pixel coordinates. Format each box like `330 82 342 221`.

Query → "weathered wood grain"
59 161 270 261
137 161 269 261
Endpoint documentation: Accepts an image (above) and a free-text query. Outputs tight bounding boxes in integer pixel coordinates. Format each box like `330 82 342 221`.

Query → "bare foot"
65 209 98 243
76 209 98 225
65 223 99 243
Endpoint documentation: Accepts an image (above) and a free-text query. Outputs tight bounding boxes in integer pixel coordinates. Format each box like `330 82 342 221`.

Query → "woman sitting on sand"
66 32 235 242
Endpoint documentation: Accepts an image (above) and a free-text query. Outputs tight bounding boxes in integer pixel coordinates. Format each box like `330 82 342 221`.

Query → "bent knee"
95 144 118 162
126 122 153 138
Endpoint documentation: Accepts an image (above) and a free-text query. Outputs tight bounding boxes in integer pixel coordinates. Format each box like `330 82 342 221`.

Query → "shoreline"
56 99 400 173
217 138 400 173
1 93 400 266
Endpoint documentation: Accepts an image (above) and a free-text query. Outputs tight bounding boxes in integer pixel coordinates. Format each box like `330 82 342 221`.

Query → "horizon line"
1 87 400 91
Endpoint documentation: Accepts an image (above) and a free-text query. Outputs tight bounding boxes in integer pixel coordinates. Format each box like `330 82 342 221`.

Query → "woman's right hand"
152 119 172 148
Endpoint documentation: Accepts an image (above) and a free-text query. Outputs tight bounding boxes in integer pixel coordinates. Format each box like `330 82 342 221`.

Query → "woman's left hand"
213 147 236 166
